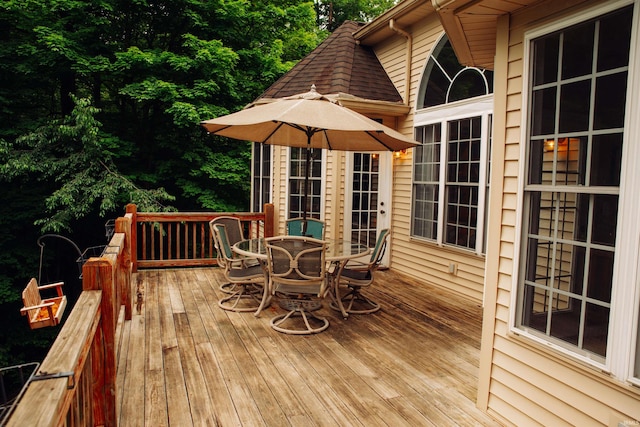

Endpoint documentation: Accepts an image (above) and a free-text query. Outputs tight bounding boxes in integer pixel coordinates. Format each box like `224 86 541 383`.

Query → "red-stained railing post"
126 204 138 273
83 258 117 427
115 216 133 320
264 203 275 237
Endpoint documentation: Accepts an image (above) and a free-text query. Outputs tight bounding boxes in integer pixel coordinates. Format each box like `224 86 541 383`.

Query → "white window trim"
413 96 493 255
510 0 640 381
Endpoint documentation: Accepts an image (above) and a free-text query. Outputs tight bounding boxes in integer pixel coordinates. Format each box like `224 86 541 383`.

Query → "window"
412 35 493 254
418 37 493 109
288 147 323 219
251 143 271 212
516 4 636 372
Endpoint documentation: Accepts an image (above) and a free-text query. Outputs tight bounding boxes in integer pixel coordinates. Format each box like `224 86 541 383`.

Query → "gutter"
389 19 412 107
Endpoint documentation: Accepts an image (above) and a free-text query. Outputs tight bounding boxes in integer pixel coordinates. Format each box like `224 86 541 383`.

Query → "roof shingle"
258 21 402 103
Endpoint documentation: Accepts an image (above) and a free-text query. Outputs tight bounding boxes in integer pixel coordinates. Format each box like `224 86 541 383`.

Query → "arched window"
412 35 493 254
418 36 493 109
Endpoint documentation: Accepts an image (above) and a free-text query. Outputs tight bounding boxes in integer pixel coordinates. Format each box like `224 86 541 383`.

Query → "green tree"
315 0 398 31
0 0 323 367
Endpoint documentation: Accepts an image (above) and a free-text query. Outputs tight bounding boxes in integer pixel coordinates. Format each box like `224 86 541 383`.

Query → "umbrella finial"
310 84 317 93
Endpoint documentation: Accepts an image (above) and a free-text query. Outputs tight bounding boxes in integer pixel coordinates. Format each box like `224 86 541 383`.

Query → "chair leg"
219 282 237 294
270 299 329 334
330 286 380 315
218 283 264 312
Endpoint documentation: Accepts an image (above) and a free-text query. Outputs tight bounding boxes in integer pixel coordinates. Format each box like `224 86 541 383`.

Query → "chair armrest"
20 301 55 314
37 281 64 290
343 261 369 271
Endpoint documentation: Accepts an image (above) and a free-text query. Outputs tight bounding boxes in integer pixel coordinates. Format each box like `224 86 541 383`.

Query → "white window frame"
413 96 493 255
251 143 273 213
510 0 640 384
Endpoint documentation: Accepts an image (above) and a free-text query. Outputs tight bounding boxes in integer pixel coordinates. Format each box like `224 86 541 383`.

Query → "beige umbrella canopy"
201 85 418 152
201 85 418 227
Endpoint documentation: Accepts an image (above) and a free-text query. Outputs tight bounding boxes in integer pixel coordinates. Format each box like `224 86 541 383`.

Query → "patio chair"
210 216 257 293
330 229 390 315
212 224 269 314
265 236 329 334
285 217 325 239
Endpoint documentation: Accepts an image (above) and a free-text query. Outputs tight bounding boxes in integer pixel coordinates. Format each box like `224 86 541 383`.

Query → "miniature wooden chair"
20 278 67 329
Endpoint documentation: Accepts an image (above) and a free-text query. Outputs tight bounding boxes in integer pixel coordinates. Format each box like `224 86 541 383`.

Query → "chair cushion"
341 268 372 281
228 264 264 279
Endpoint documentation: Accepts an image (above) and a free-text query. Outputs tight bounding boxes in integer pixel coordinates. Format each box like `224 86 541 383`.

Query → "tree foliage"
0 0 395 367
315 0 399 31
0 0 322 367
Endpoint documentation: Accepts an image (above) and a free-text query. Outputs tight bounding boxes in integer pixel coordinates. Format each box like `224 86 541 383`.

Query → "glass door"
344 152 392 265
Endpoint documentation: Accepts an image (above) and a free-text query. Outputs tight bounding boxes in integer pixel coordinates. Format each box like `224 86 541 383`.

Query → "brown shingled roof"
258 21 402 103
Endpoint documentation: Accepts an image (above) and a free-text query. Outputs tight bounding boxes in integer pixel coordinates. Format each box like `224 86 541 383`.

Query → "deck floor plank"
117 267 501 427
158 271 193 426
143 270 169 427
189 274 244 426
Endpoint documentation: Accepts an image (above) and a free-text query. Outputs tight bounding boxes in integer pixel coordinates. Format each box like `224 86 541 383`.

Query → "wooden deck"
116 267 501 426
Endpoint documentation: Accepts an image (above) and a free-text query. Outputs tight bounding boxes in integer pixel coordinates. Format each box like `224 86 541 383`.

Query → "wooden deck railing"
127 203 275 270
7 204 275 426
8 213 133 426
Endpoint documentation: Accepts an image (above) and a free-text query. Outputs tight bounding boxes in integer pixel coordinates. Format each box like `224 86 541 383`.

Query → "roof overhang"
354 0 434 45
431 0 537 69
331 94 412 117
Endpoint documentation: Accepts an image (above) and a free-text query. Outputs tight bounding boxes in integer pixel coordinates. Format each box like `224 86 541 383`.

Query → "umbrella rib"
322 130 334 151
366 131 394 151
262 121 285 143
285 123 323 136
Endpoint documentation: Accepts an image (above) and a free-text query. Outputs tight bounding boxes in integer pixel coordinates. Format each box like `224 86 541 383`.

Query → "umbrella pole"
302 136 311 236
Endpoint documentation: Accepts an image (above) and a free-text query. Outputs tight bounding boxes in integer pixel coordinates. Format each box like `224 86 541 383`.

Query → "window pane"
533 33 559 86
423 65 448 108
594 72 628 130
521 283 550 333
592 194 618 246
597 6 633 72
436 39 464 78
449 69 487 102
555 137 587 186
590 133 623 186
531 87 557 136
550 295 581 346
562 22 594 79
587 249 614 303
559 80 591 133
583 302 609 357
528 140 545 185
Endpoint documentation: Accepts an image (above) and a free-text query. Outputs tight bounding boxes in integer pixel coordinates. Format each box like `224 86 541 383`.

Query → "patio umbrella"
201 85 418 231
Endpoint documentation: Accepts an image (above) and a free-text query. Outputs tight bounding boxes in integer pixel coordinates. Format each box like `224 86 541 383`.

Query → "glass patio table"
233 237 371 318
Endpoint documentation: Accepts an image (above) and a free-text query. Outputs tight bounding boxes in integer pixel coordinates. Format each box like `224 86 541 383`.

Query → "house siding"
480 1 640 426
374 13 488 302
